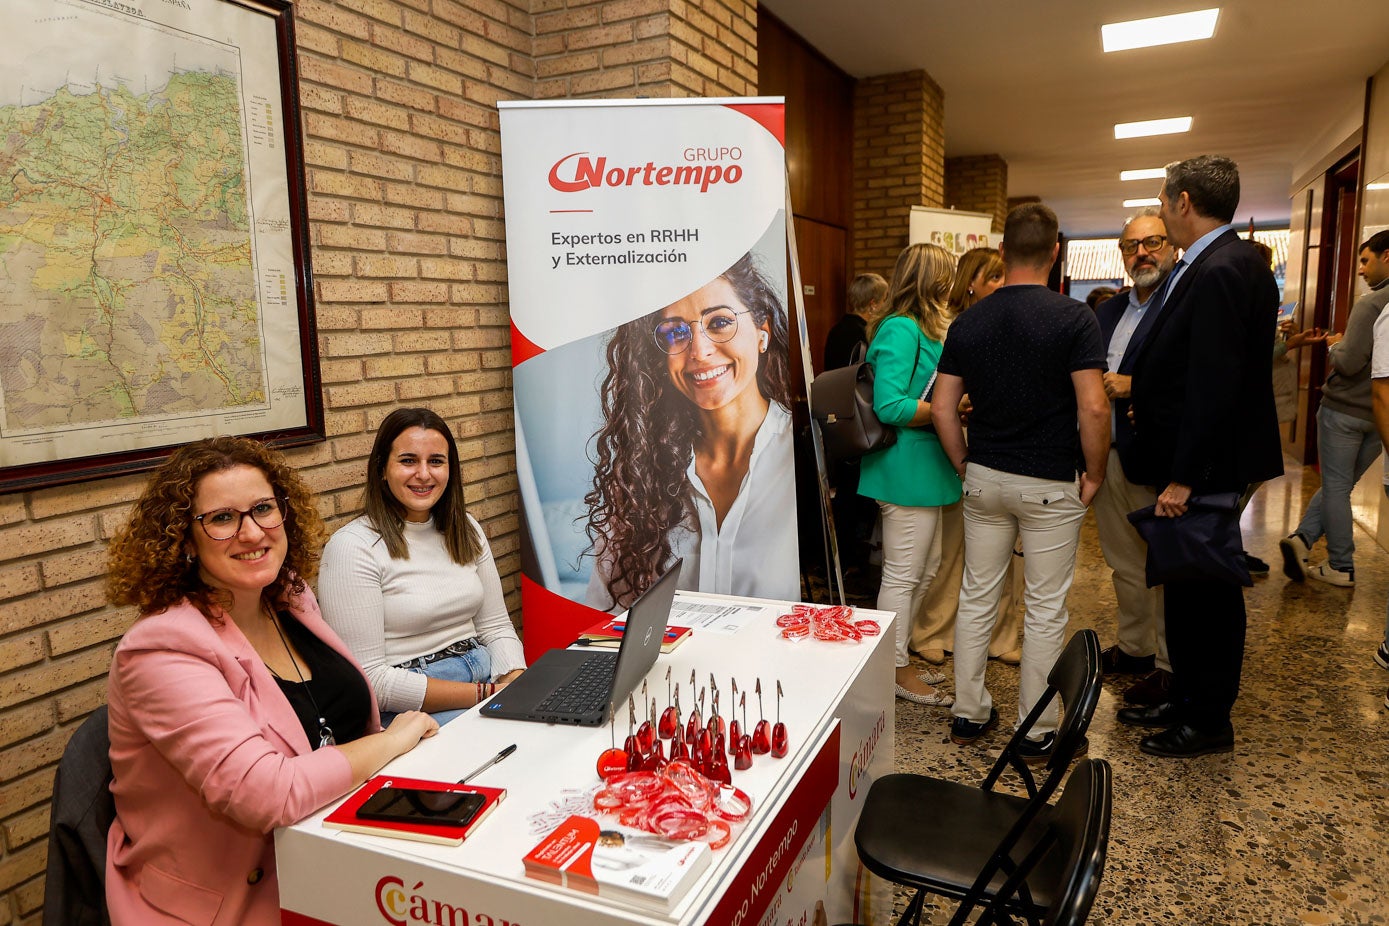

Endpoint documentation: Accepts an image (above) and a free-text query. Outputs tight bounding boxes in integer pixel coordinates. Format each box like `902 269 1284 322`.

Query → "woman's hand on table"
384 710 439 753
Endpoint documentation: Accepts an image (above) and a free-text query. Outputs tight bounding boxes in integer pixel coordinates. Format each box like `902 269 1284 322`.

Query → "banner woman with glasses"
583 250 798 611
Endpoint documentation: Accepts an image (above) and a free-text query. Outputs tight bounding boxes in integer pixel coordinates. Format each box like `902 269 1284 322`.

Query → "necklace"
267 608 336 748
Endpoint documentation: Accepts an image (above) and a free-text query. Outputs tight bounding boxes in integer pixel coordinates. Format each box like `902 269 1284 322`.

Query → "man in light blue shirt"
1092 209 1176 706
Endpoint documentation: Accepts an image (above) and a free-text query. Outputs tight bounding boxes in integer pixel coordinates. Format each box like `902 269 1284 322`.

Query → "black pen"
459 744 517 784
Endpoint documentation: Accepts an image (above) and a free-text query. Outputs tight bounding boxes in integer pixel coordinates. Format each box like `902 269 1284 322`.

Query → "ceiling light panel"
1102 9 1219 53
1114 117 1192 139
1121 168 1168 181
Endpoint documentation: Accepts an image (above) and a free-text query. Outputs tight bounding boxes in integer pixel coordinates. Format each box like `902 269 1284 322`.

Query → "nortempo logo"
374 874 520 925
547 152 743 194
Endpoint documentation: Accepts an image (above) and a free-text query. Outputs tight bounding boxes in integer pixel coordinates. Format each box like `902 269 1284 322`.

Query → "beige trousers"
910 499 1023 657
1091 447 1169 671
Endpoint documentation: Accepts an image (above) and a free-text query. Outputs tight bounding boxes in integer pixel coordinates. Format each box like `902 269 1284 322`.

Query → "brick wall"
851 69 946 279
0 1 756 921
534 0 756 98
945 154 1008 233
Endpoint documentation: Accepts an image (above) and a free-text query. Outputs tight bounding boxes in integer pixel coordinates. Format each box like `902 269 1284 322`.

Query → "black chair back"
984 629 1101 799
42 706 113 926
958 758 1112 926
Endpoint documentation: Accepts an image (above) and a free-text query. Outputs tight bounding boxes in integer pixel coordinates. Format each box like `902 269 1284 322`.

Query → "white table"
277 593 895 926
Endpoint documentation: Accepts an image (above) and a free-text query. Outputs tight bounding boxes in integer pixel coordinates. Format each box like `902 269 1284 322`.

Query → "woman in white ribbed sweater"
318 408 526 724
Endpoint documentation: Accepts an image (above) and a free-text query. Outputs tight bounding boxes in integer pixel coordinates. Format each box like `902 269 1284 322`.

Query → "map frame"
0 0 323 493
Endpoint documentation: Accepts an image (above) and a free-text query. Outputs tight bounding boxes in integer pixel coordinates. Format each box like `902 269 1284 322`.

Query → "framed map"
0 0 322 493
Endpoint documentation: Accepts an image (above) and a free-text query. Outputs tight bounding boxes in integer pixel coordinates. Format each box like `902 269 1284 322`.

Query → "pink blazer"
105 588 380 925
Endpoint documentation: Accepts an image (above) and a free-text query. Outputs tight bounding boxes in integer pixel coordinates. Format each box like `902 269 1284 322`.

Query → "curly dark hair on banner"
107 436 326 623
584 251 790 609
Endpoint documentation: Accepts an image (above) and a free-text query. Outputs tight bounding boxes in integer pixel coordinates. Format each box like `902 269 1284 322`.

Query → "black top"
272 610 372 748
937 285 1106 481
823 313 869 371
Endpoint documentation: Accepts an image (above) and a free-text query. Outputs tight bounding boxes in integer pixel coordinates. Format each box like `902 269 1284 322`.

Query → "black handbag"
1126 492 1252 587
810 343 917 463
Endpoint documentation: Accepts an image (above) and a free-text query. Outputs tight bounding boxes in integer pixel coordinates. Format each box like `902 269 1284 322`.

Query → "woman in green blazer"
858 243 963 707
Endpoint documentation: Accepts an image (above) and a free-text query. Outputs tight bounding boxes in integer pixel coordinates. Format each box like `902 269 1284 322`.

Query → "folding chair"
955 758 1112 926
854 629 1102 926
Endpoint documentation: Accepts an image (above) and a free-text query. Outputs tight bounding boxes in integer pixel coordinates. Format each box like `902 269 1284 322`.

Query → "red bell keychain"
597 701 628 778
751 678 772 755
685 671 702 741
771 680 789 758
624 696 642 771
659 667 679 739
637 681 655 754
707 674 726 740
670 722 690 760
733 691 755 771
728 678 742 745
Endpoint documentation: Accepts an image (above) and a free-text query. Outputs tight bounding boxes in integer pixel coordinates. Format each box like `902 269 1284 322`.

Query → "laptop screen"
607 560 682 710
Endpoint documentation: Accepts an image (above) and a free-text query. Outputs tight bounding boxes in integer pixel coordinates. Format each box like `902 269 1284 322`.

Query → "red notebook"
323 775 506 846
579 618 692 653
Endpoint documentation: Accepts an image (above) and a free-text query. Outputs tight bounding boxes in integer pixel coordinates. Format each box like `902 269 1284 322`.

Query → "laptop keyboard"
535 654 618 716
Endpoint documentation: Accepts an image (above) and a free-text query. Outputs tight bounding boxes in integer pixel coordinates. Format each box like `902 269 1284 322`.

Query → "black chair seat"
855 773 1062 907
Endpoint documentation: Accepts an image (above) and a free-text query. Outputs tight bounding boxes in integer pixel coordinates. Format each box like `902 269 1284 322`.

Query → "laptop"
480 560 681 726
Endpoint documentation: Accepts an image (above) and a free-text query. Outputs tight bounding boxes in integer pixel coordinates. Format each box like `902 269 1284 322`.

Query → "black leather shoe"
1117 700 1184 727
1139 723 1234 758
1123 668 1172 706
1100 644 1155 675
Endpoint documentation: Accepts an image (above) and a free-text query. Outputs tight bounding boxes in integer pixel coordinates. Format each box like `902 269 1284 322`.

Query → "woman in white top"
319 408 526 724
583 251 797 612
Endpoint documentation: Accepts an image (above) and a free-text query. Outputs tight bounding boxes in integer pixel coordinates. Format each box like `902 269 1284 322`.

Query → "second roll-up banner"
499 98 799 659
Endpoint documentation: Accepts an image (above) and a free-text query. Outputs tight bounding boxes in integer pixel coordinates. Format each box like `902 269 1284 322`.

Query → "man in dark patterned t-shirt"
932 203 1110 759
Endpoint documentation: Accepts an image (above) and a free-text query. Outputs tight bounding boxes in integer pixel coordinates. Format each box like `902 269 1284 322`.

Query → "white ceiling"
759 0 1388 237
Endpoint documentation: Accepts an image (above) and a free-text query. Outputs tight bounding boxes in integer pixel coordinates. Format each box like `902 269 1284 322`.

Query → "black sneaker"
1016 732 1090 766
950 707 999 745
1100 644 1155 675
1242 552 1270 577
1376 643 1389 671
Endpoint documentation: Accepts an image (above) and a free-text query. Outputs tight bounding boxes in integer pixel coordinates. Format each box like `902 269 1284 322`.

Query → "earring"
759 332 769 352
185 552 195 564
968 288 974 296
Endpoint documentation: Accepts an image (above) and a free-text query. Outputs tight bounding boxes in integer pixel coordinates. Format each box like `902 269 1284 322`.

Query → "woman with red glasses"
104 437 436 925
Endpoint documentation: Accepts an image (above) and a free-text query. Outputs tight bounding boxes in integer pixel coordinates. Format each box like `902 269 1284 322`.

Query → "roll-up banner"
498 99 799 659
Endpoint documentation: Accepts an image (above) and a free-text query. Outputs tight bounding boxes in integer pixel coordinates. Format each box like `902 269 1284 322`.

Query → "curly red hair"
107 436 326 621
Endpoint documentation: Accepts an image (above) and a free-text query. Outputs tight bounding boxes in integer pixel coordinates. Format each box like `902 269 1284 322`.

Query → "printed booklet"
523 814 710 910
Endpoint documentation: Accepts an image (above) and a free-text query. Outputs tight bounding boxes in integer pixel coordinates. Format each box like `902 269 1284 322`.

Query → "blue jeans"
1295 406 1382 571
384 646 492 727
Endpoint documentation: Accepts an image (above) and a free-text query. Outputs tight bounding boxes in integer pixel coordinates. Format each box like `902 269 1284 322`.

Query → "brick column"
0 3 765 922
945 154 1008 233
535 0 757 98
851 70 945 279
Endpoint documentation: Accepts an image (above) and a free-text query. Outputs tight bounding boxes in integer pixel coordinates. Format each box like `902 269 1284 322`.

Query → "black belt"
401 637 481 668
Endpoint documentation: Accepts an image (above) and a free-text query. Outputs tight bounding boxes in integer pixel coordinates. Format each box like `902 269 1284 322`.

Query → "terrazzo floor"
863 457 1389 925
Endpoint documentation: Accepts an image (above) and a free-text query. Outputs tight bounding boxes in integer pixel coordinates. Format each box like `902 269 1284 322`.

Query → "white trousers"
953 464 1086 736
1091 447 1169 671
876 501 942 669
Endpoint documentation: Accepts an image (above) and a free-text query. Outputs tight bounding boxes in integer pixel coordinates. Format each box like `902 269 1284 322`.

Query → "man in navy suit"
1092 209 1175 707
1118 155 1283 758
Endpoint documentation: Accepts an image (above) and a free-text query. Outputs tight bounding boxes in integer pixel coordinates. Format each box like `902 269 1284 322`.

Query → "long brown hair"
107 437 325 621
361 407 481 564
871 243 955 343
584 251 790 609
947 247 1004 314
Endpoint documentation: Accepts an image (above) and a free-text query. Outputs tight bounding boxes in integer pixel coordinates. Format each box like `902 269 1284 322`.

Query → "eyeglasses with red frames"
193 497 287 541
